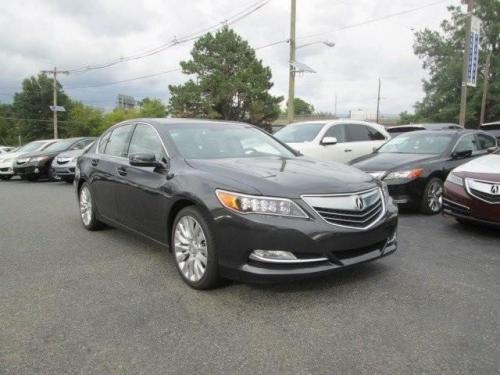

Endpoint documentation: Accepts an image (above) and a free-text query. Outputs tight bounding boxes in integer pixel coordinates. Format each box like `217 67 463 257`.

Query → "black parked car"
14 137 95 181
480 121 500 141
75 119 398 289
350 129 497 214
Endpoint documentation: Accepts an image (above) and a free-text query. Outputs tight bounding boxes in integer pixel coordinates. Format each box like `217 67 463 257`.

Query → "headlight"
446 173 464 187
384 168 423 182
30 156 49 163
381 181 390 200
216 190 308 218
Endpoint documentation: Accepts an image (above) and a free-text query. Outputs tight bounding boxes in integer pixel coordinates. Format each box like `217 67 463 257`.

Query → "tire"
78 182 103 231
47 168 57 181
0 175 12 180
26 175 39 182
62 176 74 184
171 206 221 290
420 177 444 215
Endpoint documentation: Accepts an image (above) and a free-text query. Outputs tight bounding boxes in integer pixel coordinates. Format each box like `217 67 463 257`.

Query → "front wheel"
79 183 103 230
420 177 443 215
0 175 12 180
172 207 221 289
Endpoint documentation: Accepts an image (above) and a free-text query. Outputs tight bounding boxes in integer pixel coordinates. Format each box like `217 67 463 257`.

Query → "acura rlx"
75 119 398 289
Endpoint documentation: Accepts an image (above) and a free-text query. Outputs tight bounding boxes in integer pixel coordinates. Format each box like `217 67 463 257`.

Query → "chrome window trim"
134 122 170 158
465 178 500 205
451 132 494 156
301 187 386 230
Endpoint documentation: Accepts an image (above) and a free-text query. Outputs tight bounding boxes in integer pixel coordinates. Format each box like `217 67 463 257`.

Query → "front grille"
466 179 500 204
470 188 500 203
302 188 385 229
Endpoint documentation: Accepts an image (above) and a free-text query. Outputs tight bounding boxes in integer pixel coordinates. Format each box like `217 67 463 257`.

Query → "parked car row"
0 137 95 181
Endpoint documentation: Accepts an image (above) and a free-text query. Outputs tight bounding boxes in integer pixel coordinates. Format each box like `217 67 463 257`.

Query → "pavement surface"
0 179 499 374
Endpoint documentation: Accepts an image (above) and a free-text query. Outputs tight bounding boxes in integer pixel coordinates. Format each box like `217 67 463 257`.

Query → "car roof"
134 118 249 127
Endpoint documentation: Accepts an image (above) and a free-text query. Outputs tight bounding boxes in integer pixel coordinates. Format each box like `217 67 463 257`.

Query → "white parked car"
274 120 391 163
0 139 56 180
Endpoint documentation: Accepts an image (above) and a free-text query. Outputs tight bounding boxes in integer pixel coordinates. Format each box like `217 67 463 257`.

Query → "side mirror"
129 152 159 167
452 149 473 159
372 146 380 153
320 136 338 146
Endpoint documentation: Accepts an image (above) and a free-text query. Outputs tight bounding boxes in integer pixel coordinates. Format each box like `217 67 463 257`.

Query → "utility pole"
41 67 69 138
479 50 491 126
459 0 474 127
287 0 296 124
376 77 381 124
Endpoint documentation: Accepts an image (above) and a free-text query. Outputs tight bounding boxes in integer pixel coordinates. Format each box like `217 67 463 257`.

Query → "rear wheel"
79 183 103 230
172 207 221 289
420 177 443 215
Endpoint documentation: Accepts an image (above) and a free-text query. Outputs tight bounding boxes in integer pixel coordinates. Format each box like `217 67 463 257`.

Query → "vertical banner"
467 15 481 87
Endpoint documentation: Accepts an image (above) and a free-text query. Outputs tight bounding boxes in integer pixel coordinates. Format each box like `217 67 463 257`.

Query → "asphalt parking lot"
0 179 499 374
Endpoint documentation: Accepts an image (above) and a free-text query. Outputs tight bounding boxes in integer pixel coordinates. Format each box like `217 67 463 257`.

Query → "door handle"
91 159 99 166
117 167 128 176
344 149 352 152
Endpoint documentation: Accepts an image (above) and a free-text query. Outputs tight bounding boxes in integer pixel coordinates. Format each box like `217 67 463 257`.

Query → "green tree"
100 107 139 133
12 73 72 140
138 97 167 117
288 97 315 116
67 101 104 136
410 0 499 127
168 27 283 127
0 104 19 145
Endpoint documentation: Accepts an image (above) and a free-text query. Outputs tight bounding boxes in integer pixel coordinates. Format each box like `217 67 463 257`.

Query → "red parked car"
443 149 500 227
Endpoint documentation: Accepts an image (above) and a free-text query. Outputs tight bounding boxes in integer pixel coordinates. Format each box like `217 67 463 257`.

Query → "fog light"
250 250 297 262
387 231 397 244
34 168 39 173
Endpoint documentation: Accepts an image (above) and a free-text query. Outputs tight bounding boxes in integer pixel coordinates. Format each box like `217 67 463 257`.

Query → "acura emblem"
491 185 499 194
355 196 365 210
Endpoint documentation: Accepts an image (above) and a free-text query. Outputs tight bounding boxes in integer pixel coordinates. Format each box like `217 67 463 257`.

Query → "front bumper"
0 161 15 176
212 199 399 283
443 182 500 227
385 179 423 207
52 165 76 177
13 163 49 177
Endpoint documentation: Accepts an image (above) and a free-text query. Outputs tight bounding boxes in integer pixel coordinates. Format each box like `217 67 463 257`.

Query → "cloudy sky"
0 0 457 116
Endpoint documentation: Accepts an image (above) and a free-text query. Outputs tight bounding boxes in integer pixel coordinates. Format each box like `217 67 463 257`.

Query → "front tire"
172 207 221 289
420 177 443 215
0 175 12 180
62 176 74 183
79 183 103 231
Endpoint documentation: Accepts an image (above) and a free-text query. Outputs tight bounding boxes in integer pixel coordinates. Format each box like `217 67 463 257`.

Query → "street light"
296 40 335 50
287 40 335 123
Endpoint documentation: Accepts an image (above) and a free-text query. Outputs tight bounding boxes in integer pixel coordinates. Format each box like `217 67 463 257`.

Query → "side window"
346 124 371 142
324 125 346 143
98 131 112 153
476 134 496 150
103 124 134 157
72 139 92 150
455 134 478 153
367 126 386 140
128 124 165 160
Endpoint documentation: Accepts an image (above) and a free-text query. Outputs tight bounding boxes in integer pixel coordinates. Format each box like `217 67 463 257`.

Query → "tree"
138 97 167 117
0 104 19 145
168 27 283 128
12 73 72 140
289 97 315 116
410 0 499 127
67 101 104 137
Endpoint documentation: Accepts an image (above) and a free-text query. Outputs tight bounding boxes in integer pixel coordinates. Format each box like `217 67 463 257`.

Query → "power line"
64 0 272 74
64 68 181 90
255 0 450 50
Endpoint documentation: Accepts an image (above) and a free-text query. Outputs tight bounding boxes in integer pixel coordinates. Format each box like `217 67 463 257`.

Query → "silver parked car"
51 139 95 183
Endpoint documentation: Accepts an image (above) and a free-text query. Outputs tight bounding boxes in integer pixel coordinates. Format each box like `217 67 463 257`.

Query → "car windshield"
16 141 50 153
167 124 296 159
274 123 325 143
378 133 453 154
43 139 75 152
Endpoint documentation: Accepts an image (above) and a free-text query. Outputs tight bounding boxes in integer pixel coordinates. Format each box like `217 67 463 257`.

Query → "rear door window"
345 124 371 142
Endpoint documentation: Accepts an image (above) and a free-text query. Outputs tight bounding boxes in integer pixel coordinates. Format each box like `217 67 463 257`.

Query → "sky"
0 0 457 116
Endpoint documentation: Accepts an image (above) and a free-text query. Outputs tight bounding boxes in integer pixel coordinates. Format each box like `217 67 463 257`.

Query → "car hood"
20 150 64 159
185 156 376 197
454 154 500 176
55 149 84 159
351 152 439 172
0 150 33 161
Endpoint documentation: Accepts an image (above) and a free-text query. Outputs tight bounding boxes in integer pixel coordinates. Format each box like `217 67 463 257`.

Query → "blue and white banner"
467 15 481 87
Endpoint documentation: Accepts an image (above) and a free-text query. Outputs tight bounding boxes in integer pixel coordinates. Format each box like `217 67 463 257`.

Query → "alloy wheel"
427 181 443 213
80 186 93 226
174 216 208 282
